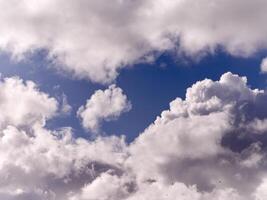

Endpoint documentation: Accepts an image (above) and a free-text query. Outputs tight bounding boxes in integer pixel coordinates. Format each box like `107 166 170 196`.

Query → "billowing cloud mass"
77 84 131 133
0 77 128 200
1 72 267 199
1 0 267 83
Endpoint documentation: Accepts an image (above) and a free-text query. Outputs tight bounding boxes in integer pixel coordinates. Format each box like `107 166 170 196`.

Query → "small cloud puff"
260 57 267 74
77 84 131 134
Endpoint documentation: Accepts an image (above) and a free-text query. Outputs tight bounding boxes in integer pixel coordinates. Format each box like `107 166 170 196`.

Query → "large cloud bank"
1 0 267 83
1 72 267 199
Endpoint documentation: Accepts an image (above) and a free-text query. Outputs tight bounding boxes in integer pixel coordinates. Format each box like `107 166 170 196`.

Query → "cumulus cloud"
77 84 131 133
0 75 128 199
1 0 267 83
0 125 128 200
2 73 267 199
0 76 58 128
127 72 267 199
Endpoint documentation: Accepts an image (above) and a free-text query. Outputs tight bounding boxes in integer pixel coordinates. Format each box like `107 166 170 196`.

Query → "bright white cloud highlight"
1 0 267 83
260 57 267 74
77 84 131 133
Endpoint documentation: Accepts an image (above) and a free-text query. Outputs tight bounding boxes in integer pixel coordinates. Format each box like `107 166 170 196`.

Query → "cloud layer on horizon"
1 0 267 83
1 73 267 199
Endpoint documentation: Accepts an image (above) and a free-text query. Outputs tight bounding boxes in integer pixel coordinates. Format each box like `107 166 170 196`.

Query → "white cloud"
122 181 201 200
260 57 267 74
1 73 267 199
0 76 128 199
0 76 58 128
77 84 131 133
127 72 267 199
69 173 131 200
253 178 267 200
1 0 267 83
0 125 128 200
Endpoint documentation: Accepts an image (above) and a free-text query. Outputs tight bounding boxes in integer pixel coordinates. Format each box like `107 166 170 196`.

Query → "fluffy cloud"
0 76 58 128
0 76 128 199
1 0 267 83
77 84 131 133
69 173 132 200
127 72 267 199
2 73 267 199
0 125 128 200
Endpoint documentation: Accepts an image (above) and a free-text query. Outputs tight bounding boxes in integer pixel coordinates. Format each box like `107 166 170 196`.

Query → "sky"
1 0 267 200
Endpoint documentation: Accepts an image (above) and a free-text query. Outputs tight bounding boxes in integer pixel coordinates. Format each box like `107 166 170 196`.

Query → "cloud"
77 84 131 134
60 93 72 115
0 75 128 199
69 173 131 200
0 76 58 128
2 73 267 199
253 178 267 200
260 57 267 74
0 125 128 200
127 72 267 199
1 0 267 83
